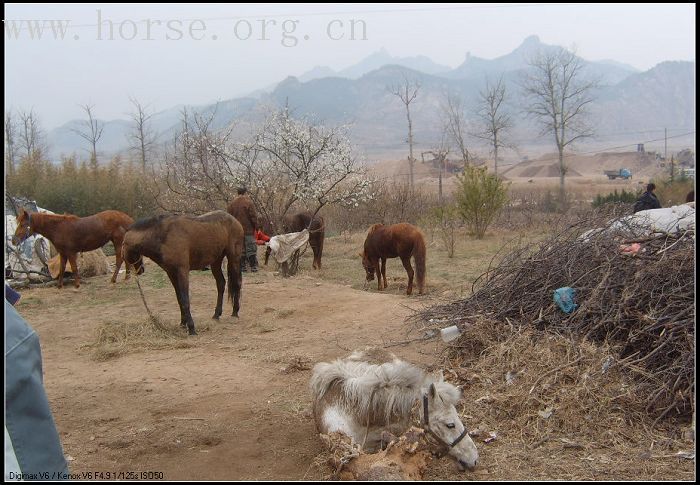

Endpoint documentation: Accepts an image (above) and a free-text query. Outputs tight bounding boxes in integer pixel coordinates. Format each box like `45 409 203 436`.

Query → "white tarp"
611 204 695 235
5 201 53 279
267 229 309 264
580 203 696 242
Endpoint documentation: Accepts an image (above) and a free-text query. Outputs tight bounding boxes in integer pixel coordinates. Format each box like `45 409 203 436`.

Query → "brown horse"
12 209 136 288
360 223 426 295
122 211 244 335
264 211 325 269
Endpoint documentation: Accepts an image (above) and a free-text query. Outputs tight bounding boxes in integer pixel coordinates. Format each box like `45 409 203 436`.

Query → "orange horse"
12 209 136 288
360 223 426 295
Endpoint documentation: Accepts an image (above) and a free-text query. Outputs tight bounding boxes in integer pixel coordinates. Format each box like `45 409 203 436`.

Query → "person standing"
633 183 662 213
227 187 259 272
5 289 70 480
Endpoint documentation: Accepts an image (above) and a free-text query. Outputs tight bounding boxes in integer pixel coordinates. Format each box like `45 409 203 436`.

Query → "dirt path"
16 265 439 481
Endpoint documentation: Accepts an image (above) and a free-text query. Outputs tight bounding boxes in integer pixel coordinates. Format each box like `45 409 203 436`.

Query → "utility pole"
664 128 667 161
670 155 675 182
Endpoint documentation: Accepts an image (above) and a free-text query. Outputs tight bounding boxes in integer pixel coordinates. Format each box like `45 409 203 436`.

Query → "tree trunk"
407 108 414 190
558 148 566 212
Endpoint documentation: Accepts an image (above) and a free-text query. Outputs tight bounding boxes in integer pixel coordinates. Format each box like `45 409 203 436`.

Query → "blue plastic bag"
554 287 578 314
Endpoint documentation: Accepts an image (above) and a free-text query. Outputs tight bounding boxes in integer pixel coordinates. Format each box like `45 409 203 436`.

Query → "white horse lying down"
310 348 479 471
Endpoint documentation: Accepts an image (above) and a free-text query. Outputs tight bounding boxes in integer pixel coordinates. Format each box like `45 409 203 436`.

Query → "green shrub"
455 166 509 239
591 189 638 208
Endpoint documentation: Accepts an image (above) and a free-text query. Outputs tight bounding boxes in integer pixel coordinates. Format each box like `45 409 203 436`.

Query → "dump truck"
603 168 632 180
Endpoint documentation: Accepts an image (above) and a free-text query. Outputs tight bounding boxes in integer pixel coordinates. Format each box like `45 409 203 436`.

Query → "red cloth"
255 229 270 245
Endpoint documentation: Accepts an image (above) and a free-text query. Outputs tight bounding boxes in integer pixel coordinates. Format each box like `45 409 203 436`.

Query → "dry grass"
424 320 696 480
307 226 545 298
87 315 194 361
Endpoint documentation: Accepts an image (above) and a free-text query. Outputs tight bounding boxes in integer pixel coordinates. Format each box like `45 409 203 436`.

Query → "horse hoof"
212 314 221 320
188 330 197 336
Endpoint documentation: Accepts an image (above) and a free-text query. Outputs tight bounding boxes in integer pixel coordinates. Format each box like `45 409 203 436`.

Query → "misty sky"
4 3 695 129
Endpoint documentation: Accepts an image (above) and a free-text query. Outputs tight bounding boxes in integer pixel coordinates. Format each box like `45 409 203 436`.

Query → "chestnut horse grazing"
122 211 244 335
361 223 426 295
12 209 135 288
264 211 325 269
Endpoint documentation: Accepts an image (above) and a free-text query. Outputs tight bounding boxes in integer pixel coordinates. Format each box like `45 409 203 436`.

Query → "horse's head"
12 209 33 246
421 375 479 472
122 238 145 275
359 251 375 282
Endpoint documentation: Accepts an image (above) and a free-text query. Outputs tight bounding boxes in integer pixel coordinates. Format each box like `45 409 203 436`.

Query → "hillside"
43 37 694 163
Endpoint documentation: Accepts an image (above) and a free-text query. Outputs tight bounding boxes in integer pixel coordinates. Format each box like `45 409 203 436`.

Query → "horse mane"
311 353 459 425
29 212 79 222
129 214 173 231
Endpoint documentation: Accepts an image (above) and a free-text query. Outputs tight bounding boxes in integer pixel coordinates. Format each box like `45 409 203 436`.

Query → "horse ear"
429 382 436 399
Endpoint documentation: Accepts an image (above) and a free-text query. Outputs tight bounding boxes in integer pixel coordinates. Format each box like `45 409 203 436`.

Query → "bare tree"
474 76 513 177
442 91 471 167
73 103 104 169
17 108 44 160
388 74 421 190
157 104 241 213
522 48 598 209
128 97 157 173
5 110 18 175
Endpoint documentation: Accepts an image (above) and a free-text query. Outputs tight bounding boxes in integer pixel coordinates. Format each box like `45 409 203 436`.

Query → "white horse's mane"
310 350 461 424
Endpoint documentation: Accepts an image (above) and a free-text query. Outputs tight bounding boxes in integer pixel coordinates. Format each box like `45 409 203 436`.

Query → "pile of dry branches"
413 205 695 422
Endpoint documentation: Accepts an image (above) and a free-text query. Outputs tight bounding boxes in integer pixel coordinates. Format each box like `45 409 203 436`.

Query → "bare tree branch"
521 48 599 210
388 73 421 189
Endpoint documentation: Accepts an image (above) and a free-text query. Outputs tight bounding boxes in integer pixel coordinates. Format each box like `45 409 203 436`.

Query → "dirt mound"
503 151 663 179
501 154 583 178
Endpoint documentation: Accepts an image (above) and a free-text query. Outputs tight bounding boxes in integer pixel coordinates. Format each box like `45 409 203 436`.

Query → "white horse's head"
421 374 479 471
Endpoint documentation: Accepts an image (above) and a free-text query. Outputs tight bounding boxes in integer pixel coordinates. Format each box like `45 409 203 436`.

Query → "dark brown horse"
12 209 136 288
360 223 426 295
122 211 244 335
264 211 325 269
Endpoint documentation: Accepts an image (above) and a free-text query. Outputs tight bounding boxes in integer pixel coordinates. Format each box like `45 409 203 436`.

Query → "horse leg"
112 241 124 283
228 255 242 317
167 268 195 334
68 253 80 288
381 257 387 290
58 254 67 289
400 256 414 296
375 263 383 291
211 258 225 319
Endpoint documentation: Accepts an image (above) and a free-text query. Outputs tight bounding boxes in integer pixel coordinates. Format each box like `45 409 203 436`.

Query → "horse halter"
422 394 470 458
16 213 33 242
122 243 141 266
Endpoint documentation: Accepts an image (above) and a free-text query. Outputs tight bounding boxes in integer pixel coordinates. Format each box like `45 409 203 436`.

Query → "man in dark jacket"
227 187 259 272
633 183 662 213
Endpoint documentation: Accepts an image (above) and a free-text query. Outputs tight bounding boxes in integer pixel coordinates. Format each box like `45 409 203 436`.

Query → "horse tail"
412 231 426 294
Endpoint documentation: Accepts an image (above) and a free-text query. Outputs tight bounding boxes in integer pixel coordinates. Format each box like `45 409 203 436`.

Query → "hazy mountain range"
44 35 694 162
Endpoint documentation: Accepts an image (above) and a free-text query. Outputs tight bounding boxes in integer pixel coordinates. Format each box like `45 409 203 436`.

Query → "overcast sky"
4 3 695 129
